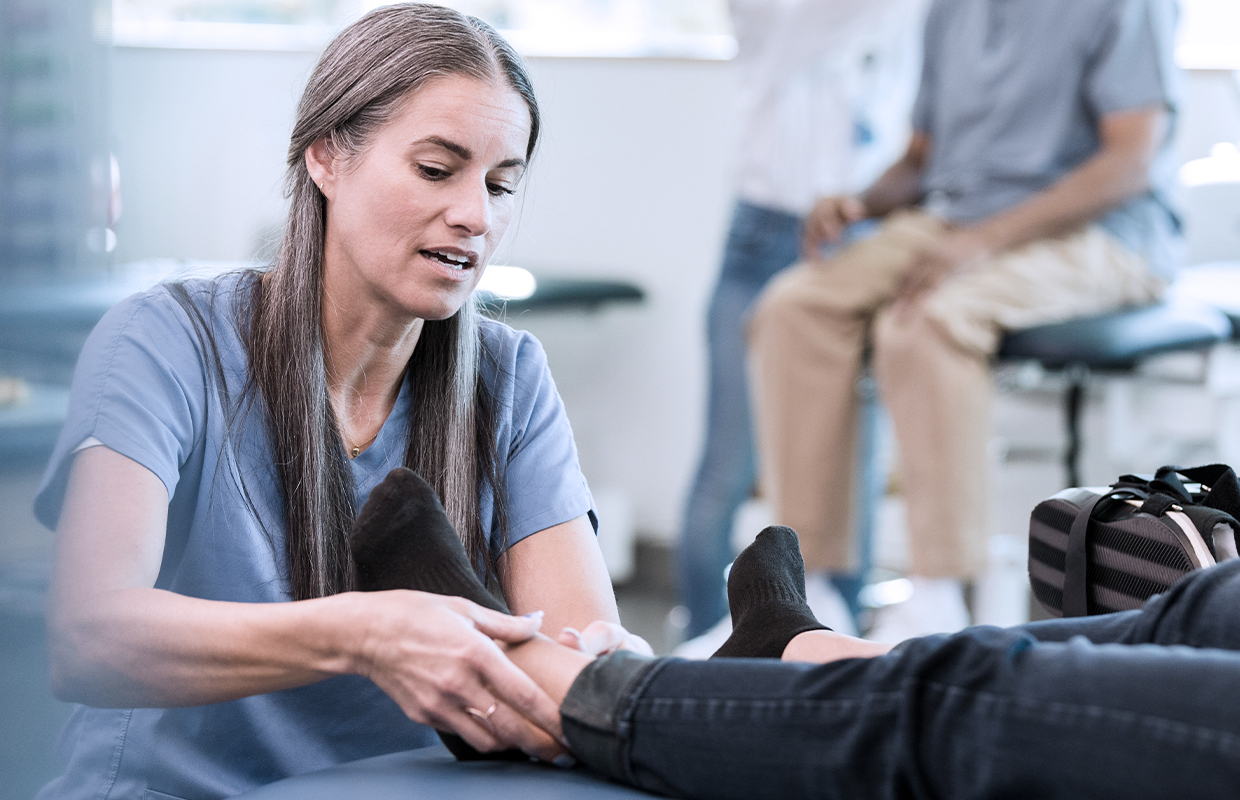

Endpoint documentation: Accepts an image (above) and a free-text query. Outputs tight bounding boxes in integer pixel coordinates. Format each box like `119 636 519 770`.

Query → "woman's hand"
556 620 653 657
353 590 567 760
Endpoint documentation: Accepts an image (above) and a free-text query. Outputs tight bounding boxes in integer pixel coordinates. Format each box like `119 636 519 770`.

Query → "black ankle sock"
350 467 526 762
711 525 830 659
350 467 507 614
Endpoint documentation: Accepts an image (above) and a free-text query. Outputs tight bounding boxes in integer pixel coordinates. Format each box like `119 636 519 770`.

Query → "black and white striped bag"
1029 464 1240 617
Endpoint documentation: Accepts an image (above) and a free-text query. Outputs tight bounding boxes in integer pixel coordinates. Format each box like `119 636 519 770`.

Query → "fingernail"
562 627 582 642
522 611 544 620
552 754 577 768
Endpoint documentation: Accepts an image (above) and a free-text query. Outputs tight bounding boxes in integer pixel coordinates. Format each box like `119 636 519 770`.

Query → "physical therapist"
34 5 645 799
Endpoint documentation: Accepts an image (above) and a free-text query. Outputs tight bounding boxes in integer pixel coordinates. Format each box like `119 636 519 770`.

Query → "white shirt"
730 0 928 215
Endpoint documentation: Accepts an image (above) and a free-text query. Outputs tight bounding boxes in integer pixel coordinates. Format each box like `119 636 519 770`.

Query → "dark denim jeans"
563 559 1240 799
678 201 802 636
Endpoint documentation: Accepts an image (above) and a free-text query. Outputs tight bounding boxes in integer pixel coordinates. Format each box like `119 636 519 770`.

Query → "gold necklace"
346 429 380 459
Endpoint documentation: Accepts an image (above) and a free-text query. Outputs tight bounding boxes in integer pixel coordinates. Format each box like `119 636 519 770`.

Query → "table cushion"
234 744 657 800
997 300 1231 369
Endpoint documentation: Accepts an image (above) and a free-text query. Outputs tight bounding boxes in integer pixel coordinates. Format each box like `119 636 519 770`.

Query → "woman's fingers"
469 605 543 644
358 593 563 756
558 621 653 656
478 701 567 762
468 633 566 746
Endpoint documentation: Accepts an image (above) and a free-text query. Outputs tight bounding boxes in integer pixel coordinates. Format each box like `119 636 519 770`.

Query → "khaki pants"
748 211 1165 577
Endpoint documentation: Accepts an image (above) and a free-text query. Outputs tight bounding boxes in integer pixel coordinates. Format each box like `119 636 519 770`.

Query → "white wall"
110 48 738 541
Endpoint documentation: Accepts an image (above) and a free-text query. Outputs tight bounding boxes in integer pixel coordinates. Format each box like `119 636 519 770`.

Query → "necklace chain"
346 429 380 459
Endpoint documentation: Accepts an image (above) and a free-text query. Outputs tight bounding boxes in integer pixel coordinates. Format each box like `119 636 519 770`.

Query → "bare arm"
802 132 930 256
500 514 651 655
967 107 1167 253
859 131 932 218
50 446 562 757
895 106 1168 301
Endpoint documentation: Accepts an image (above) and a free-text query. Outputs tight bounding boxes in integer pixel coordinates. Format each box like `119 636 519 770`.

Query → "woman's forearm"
49 587 366 707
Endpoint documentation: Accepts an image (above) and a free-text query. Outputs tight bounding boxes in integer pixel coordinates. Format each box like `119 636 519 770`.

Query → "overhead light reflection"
478 265 537 301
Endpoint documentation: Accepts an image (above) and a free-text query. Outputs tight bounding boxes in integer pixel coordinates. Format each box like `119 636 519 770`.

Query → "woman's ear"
304 137 336 196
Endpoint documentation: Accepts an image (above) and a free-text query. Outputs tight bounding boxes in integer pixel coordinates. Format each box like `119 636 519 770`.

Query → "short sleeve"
1085 0 1178 117
34 287 208 530
483 323 594 551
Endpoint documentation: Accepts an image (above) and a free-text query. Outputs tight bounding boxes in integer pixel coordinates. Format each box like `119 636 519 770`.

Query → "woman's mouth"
421 249 474 270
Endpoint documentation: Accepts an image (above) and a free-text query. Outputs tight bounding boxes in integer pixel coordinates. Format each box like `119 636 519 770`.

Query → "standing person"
749 0 1180 643
677 0 925 645
35 6 646 799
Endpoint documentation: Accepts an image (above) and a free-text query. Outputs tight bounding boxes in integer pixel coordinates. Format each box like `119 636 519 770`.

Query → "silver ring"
466 702 498 723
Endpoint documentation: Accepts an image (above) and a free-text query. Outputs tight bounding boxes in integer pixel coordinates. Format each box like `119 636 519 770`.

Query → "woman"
35 5 644 799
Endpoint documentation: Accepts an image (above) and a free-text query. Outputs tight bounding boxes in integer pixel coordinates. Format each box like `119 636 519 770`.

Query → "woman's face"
310 75 532 322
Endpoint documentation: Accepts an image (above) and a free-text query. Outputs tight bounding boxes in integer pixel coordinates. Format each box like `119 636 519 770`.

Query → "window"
112 0 735 58
1177 0 1240 70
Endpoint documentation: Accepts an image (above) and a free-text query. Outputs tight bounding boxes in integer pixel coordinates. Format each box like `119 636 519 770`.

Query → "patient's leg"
557 627 1240 799
1024 557 1240 650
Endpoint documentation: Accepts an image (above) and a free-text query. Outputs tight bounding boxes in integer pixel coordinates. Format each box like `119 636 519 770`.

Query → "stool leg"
840 371 882 626
1064 365 1088 488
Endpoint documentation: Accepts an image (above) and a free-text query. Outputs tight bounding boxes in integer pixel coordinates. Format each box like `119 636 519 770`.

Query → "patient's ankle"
782 629 892 664
503 633 597 706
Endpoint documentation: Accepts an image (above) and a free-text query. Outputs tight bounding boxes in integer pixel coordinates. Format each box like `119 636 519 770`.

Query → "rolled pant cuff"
559 650 665 785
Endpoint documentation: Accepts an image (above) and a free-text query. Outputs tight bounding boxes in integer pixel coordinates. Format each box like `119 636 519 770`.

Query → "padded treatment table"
996 299 1232 486
234 743 658 799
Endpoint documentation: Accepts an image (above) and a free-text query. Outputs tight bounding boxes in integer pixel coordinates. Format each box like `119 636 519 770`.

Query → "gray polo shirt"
913 0 1182 279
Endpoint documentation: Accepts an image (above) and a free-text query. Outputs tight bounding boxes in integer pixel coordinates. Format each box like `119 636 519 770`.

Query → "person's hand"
802 195 868 258
893 227 994 311
556 620 653 657
353 591 567 761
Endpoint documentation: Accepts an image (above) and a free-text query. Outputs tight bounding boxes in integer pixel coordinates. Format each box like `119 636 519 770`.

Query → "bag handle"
1063 493 1105 618
1175 464 1240 519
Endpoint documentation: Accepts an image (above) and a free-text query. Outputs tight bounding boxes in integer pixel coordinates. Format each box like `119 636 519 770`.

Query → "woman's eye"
487 182 516 197
418 165 449 180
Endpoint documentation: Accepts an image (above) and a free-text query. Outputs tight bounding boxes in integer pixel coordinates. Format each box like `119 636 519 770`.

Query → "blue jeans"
678 201 802 636
562 559 1240 799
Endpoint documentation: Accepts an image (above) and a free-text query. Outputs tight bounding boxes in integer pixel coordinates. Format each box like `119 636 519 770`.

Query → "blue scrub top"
33 271 595 800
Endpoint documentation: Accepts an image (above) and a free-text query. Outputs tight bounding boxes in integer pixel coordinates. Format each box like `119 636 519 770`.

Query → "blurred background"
1 1 1239 796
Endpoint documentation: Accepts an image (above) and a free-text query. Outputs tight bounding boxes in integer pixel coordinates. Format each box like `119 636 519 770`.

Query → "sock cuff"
738 582 805 606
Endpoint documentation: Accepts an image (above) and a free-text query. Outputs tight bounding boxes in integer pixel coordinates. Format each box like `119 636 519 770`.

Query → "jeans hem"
560 651 667 785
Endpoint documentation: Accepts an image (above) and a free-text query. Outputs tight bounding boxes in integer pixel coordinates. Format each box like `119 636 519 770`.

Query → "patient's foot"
782 628 893 663
712 526 830 658
350 468 524 762
350 467 507 613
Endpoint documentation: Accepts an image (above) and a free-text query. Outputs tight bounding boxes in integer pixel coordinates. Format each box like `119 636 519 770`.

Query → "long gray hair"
246 3 541 600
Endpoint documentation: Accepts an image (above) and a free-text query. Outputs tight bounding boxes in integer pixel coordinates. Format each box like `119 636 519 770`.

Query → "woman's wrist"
307 591 380 679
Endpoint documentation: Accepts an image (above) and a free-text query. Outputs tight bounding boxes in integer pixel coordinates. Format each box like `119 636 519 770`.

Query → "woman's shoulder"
479 317 549 376
80 269 258 397
102 269 255 338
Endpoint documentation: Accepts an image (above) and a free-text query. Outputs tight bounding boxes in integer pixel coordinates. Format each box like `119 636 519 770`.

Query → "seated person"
747 0 1181 641
364 468 1240 799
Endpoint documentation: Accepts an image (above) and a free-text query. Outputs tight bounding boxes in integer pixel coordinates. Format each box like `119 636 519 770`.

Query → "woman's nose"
443 179 491 236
